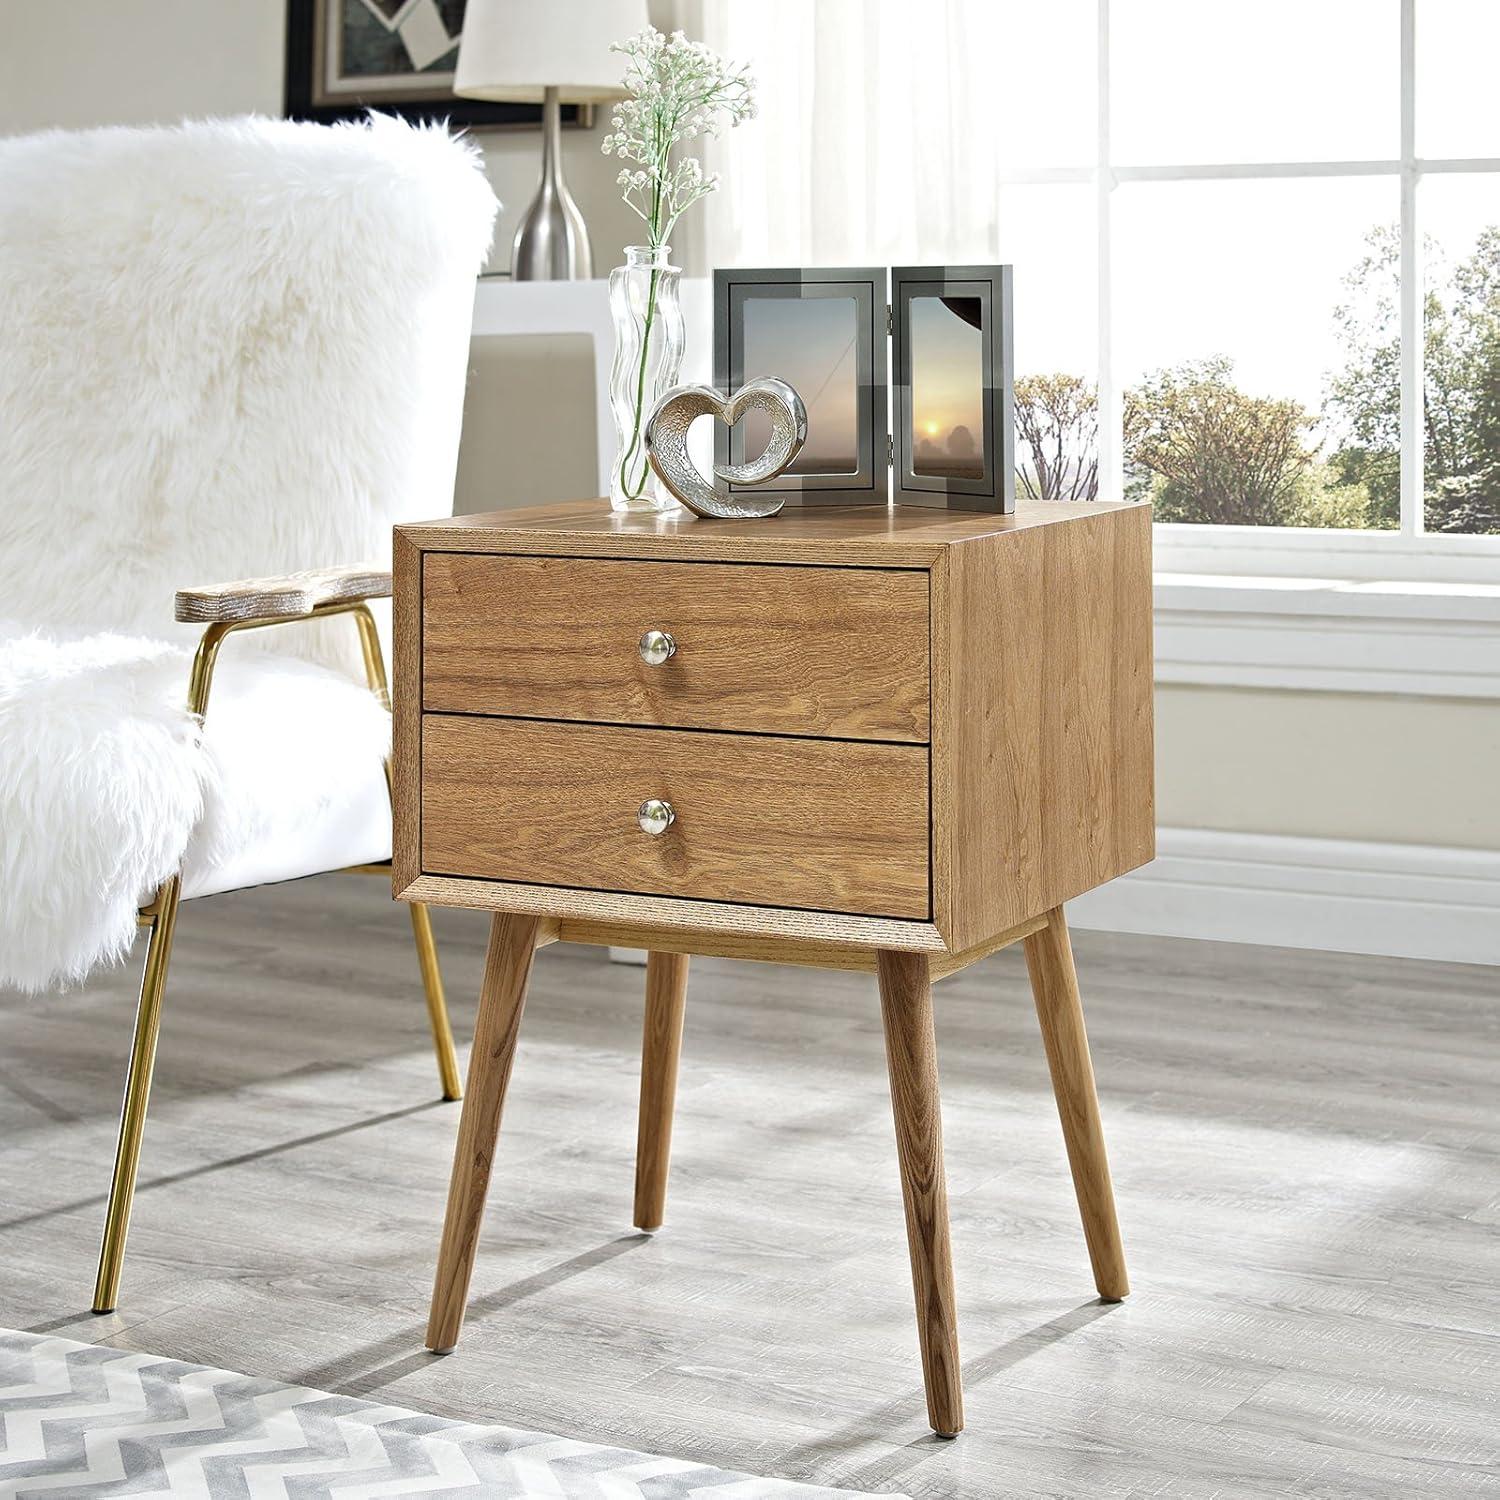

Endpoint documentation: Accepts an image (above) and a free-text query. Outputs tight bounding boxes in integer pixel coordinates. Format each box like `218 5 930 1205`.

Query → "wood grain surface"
422 554 930 742
175 564 391 623
397 496 1139 569
634 952 690 1232
396 499 1155 961
935 502 1155 948
877 949 963 1437
392 533 422 891
420 716 931 920
425 911 540 1353
1023 906 1129 1301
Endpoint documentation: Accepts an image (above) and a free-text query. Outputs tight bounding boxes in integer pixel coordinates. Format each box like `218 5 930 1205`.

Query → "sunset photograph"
910 292 986 481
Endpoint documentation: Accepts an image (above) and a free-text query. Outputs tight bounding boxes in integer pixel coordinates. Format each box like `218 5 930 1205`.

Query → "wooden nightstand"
394 498 1153 1437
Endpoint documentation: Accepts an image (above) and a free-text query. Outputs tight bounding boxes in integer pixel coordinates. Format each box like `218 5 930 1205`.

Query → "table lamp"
455 0 648 280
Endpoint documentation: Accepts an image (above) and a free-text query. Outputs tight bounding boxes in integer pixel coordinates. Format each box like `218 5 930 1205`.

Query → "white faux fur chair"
0 116 497 1310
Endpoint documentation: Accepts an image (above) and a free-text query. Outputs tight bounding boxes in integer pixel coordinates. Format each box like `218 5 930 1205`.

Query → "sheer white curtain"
669 0 1004 269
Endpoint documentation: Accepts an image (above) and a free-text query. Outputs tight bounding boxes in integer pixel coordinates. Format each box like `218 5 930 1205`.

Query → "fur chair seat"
0 627 391 991
0 116 497 993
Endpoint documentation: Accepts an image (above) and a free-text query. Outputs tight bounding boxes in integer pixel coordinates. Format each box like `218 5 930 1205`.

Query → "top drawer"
422 554 930 742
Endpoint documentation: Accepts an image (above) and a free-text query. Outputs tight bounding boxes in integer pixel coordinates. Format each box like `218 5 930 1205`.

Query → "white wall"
1158 686 1500 849
0 0 643 276
0 1 284 128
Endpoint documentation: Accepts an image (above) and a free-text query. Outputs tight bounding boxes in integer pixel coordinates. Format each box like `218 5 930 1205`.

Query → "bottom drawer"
421 716 930 919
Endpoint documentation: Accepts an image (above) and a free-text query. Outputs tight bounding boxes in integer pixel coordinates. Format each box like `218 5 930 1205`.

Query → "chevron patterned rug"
0 1329 904 1498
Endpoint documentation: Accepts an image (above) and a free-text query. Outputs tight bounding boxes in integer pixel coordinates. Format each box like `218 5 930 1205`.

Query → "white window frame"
1037 0 1500 584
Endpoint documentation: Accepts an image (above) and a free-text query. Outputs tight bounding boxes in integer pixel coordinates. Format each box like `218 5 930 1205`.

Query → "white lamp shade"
454 0 649 104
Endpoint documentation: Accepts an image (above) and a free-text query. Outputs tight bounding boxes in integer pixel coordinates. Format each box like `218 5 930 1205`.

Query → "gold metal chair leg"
349 603 464 1104
410 900 462 1101
90 600 462 1312
93 873 182 1314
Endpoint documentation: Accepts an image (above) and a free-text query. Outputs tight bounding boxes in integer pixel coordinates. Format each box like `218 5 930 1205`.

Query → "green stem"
617 264 661 500
617 96 683 504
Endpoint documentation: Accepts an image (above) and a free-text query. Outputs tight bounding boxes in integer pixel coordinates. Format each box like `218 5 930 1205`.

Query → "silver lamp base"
511 85 592 280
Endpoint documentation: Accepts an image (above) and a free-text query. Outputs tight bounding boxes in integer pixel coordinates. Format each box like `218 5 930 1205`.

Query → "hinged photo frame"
713 264 1014 512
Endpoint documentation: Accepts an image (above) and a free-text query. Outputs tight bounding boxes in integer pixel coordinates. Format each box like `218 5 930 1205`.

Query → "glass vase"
608 245 685 512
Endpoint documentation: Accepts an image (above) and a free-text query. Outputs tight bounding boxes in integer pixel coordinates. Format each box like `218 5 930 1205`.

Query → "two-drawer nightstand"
394 498 1154 1437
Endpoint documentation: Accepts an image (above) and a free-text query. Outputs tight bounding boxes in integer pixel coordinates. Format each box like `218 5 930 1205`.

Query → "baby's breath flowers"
602 27 755 248
605 27 755 505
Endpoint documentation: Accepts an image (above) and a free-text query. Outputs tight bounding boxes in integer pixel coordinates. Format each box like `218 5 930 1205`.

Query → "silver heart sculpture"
644 377 808 519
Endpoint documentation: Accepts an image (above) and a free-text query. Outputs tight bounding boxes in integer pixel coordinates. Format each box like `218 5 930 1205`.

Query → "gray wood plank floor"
1 875 1496 1498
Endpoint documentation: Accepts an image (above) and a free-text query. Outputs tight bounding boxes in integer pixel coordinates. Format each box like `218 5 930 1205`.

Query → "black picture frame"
891 264 1015 514
284 0 593 130
713 267 889 507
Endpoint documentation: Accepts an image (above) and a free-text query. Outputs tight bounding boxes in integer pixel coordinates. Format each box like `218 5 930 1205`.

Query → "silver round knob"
638 629 677 666
637 798 675 836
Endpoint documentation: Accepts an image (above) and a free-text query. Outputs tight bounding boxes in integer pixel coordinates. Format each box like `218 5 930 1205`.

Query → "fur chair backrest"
0 115 496 666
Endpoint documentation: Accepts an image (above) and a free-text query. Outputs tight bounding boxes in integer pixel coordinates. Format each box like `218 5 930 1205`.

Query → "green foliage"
1327 442 1399 527
1325 223 1500 534
1128 457 1375 529
1123 358 1318 526
1281 465 1377 530
1439 225 1500 533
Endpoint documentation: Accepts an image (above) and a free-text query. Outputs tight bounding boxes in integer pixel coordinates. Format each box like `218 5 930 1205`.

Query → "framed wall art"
284 0 593 129
713 264 1014 512
713 267 889 507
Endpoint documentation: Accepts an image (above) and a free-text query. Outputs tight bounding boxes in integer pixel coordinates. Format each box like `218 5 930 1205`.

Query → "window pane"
1417 2 1500 158
1421 175 1500 534
1112 1 1398 165
999 185 1100 501
1116 177 1396 528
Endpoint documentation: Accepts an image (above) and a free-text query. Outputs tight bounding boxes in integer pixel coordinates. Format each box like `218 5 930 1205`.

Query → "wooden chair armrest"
175 564 392 624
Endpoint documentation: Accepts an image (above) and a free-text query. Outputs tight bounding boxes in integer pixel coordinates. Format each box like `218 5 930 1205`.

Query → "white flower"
599 23 756 247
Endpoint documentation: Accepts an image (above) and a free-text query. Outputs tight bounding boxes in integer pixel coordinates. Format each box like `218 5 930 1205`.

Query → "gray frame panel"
713 267 889 507
891 264 1015 514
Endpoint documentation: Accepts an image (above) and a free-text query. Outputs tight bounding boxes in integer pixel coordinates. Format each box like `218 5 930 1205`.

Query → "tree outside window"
1014 223 1500 535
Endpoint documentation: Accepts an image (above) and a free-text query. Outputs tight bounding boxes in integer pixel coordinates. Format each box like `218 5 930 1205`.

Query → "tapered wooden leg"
1024 905 1129 1302
634 951 689 1231
426 911 540 1353
877 949 963 1437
